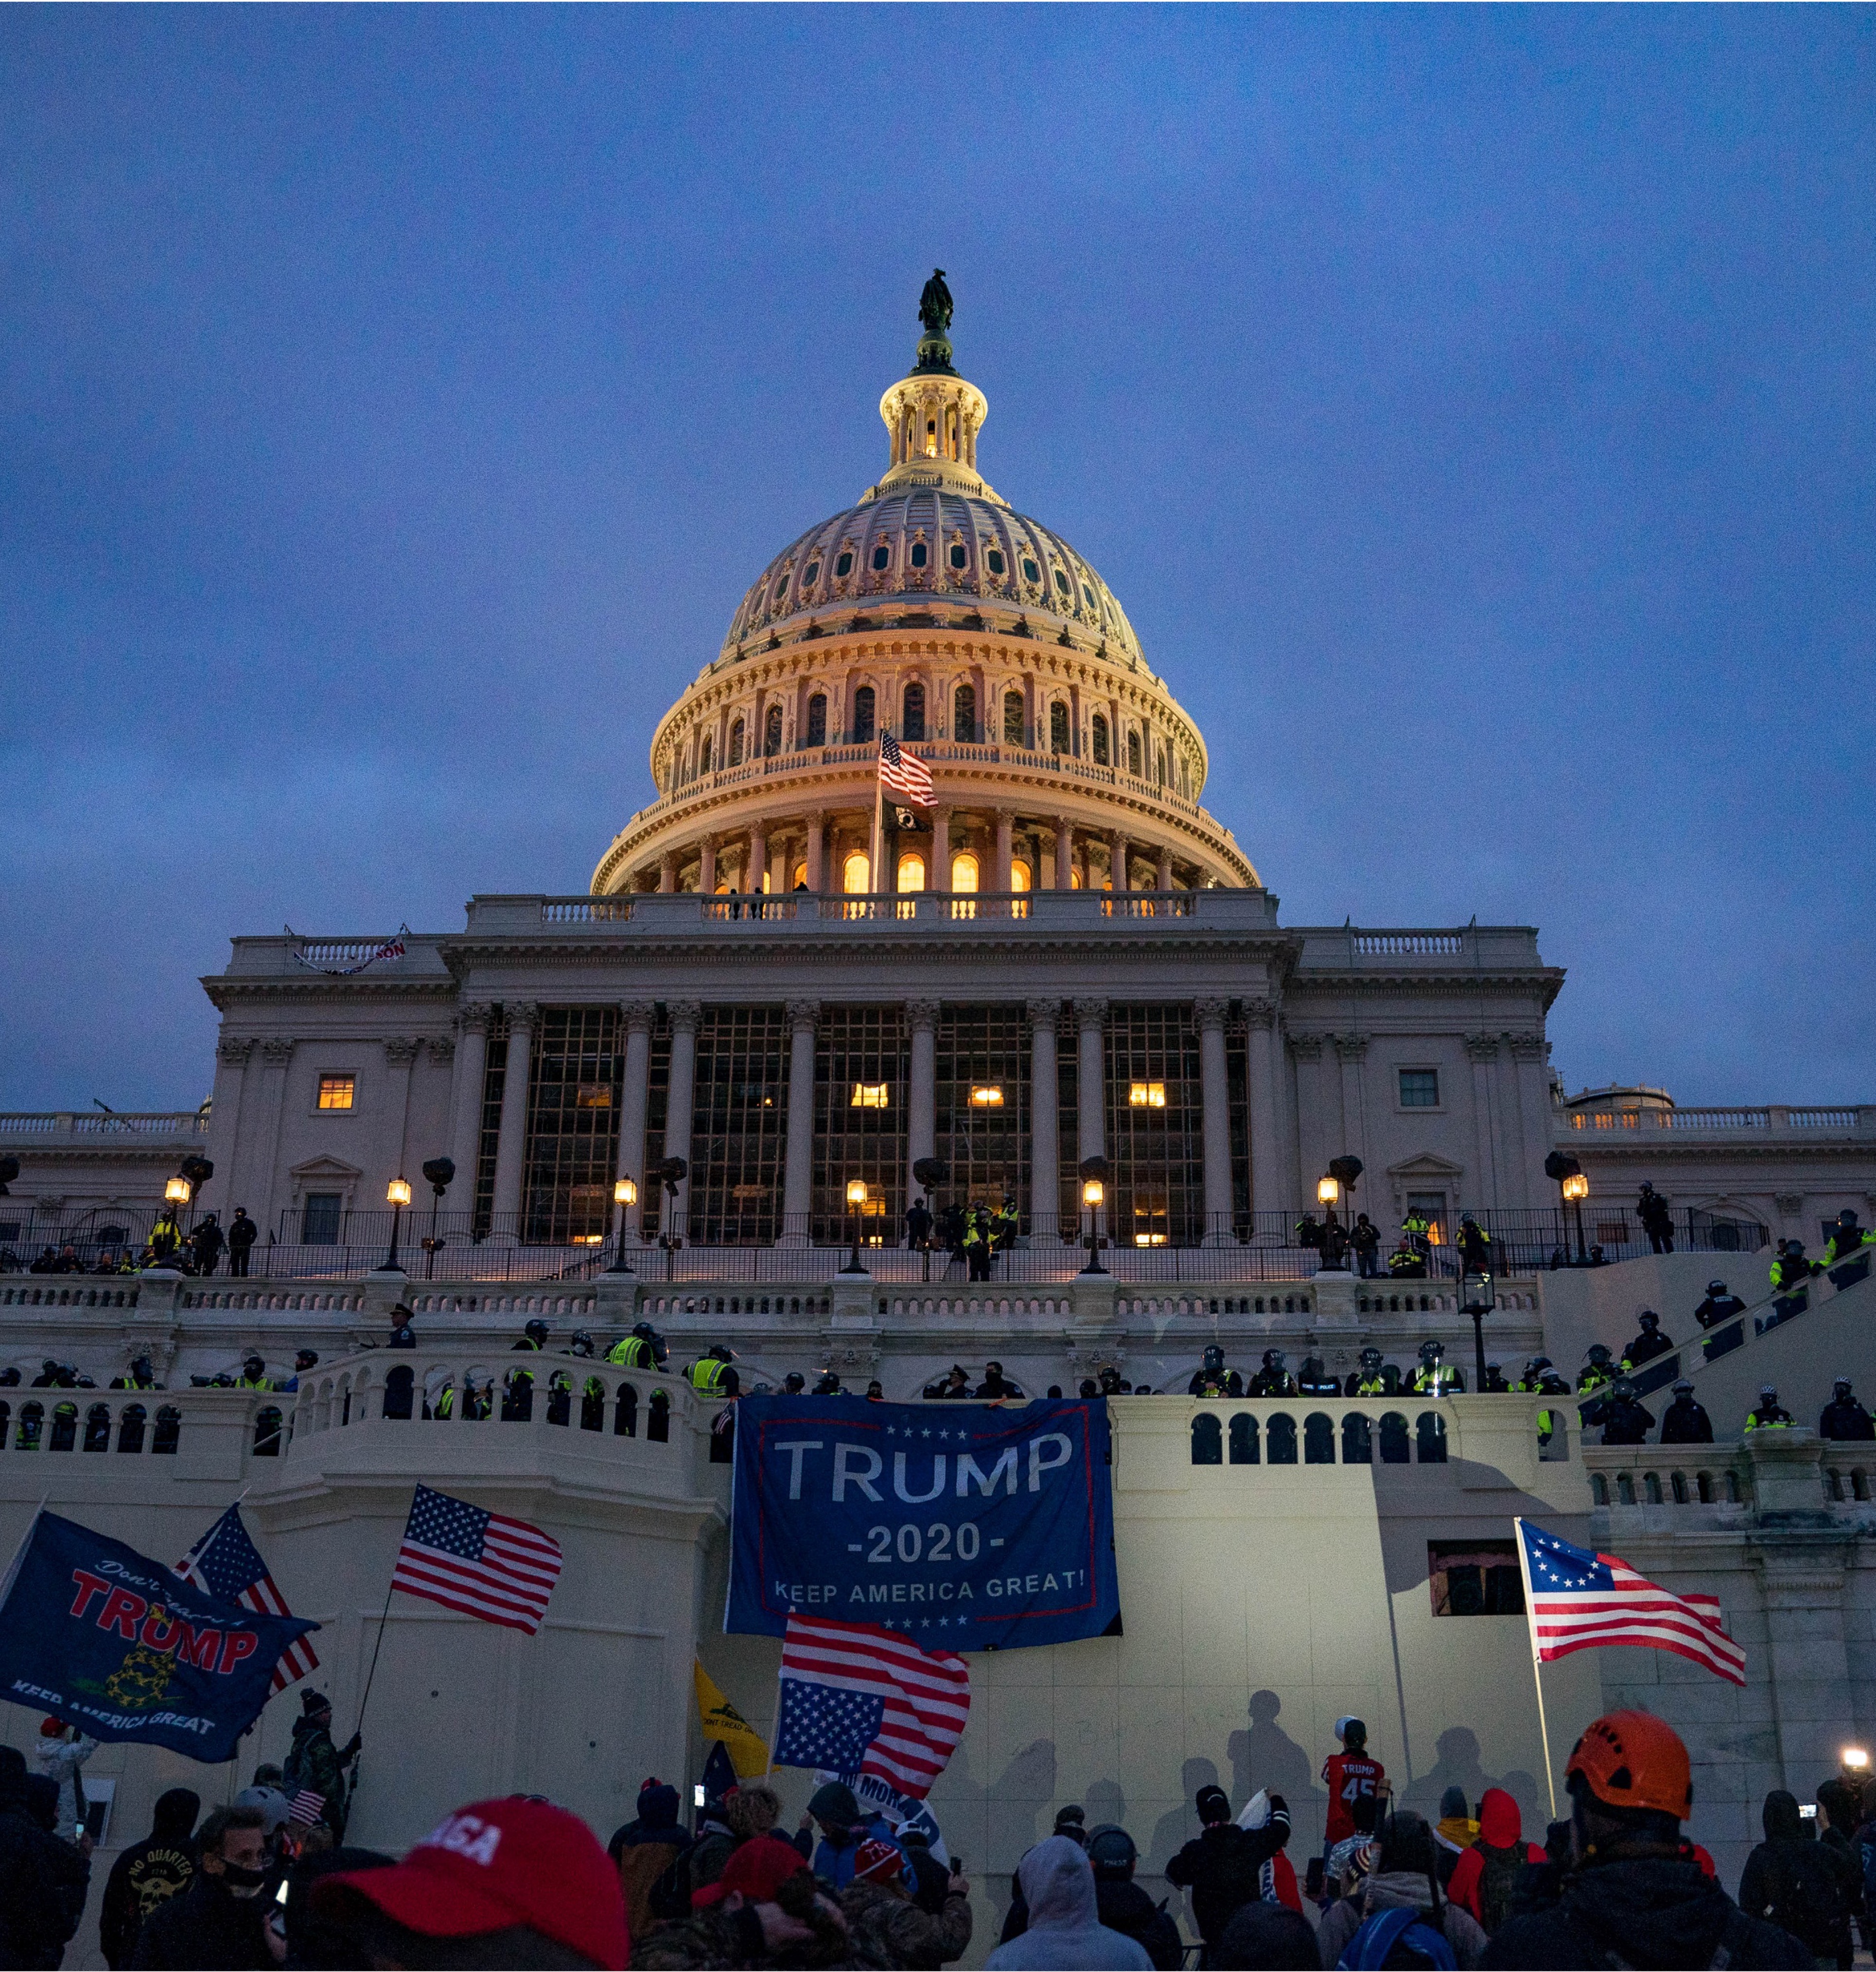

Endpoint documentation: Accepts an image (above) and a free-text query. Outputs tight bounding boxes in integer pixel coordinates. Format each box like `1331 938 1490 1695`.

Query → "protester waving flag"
1515 1519 1745 1684
391 1485 563 1634
177 1503 319 1693
772 1614 968 1798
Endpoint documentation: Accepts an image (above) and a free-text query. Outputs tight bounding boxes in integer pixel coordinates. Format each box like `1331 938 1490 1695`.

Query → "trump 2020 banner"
727 1395 1120 1649
0 1511 319 1762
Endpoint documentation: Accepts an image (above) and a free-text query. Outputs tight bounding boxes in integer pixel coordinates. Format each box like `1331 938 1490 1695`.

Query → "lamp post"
1315 1176 1348 1271
1544 1151 1588 1266
1079 1177 1108 1275
607 1176 639 1275
912 1156 949 1284
1461 1259 1496 1389
384 1176 412 1270
841 1178 870 1274
420 1156 455 1279
1563 1173 1589 1267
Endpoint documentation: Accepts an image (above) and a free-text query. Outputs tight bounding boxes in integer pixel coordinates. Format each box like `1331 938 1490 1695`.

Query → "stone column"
657 855 676 894
1287 1032 1324 1214
253 1038 296 1239
1196 998 1233 1243
447 1004 492 1205
750 822 768 896
1244 999 1281 1224
1075 998 1107 1239
779 1001 818 1244
1157 845 1174 890
206 1037 253 1215
1465 1033 1502 1212
906 1001 940 1211
1335 1032 1368 1171
698 839 717 895
1054 819 1074 890
1110 831 1129 893
804 814 825 895
662 1002 701 1238
382 1037 421 1179
994 810 1015 894
930 804 952 890
489 1004 538 1232
1028 1000 1061 1241
614 1002 654 1245
1508 1031 1554 1211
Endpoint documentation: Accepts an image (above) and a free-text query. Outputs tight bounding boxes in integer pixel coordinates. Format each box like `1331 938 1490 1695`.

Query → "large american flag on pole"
391 1485 563 1635
176 1504 320 1694
772 1615 969 1798
1515 1519 1745 1685
878 731 934 806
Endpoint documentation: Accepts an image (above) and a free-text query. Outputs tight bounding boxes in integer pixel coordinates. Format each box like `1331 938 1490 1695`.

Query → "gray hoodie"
987 1836 1154 1971
1317 1867 1487 1969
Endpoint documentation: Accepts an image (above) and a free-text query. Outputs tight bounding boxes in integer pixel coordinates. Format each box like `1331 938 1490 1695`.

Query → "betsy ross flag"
1515 1519 1745 1685
286 1790 325 1827
772 1615 968 1799
391 1484 563 1635
177 1504 319 1694
878 730 933 806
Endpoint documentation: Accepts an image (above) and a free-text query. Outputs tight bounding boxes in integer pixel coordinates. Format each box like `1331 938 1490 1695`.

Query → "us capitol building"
1 288 1873 1956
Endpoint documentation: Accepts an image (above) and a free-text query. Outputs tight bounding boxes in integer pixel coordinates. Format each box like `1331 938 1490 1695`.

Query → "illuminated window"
575 1085 613 1109
317 1075 355 1111
843 850 872 894
851 1083 890 1109
969 1086 1004 1107
1010 860 1032 894
1399 1070 1440 1109
950 852 980 893
1070 865 1083 889
896 851 926 893
1129 1082 1167 1108
791 860 807 890
925 419 938 457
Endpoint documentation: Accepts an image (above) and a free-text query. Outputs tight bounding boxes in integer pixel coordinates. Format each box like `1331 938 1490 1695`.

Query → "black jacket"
0 1802 90 1970
1597 1398 1655 1445
1738 1791 1858 1958
1095 1879 1182 1971
99 1803 197 1969
1659 1397 1714 1444
1482 1855 1811 1970
1166 1813 1290 1944
130 1872 274 1970
1695 1294 1747 1330
1820 1397 1876 1442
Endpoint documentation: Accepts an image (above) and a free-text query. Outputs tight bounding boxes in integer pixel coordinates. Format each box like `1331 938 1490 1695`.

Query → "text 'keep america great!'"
726 1394 1121 1650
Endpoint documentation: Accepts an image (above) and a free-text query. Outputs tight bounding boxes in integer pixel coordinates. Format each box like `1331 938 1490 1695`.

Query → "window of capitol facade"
812 1007 908 1242
935 1005 1031 1225
521 1008 624 1244
472 1005 510 1236
686 1007 791 1245
1105 1004 1205 1246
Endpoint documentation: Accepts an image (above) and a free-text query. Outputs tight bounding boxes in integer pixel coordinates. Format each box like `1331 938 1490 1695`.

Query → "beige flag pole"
1513 1516 1559 1819
869 736 887 895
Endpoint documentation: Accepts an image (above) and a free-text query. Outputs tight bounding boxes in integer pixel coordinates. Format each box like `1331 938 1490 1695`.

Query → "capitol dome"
593 285 1257 899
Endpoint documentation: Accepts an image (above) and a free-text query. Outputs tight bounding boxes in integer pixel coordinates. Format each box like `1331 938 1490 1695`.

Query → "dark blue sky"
4 7 1872 1111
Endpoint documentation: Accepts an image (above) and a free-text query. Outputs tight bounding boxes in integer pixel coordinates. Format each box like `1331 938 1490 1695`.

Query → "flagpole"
1513 1517 1559 1819
870 736 886 895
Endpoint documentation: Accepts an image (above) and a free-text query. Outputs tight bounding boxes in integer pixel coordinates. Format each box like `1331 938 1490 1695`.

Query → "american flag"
878 731 934 806
1516 1519 1745 1685
176 1504 320 1694
391 1484 563 1635
287 1790 325 1827
772 1615 968 1799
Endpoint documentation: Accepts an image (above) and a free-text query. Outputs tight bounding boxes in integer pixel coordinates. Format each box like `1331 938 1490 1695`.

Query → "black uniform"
1623 1324 1671 1367
1187 1368 1244 1397
1596 1396 1655 1446
1250 1367 1299 1398
1821 1394 1876 1441
1658 1394 1714 1444
1694 1291 1748 1329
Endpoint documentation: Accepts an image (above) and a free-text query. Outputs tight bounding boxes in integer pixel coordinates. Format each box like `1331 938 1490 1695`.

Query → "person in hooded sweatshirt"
1737 1788 1858 1966
790 1779 894 1892
1167 1782 1292 1958
609 1778 694 1941
0 1771 91 1970
1482 1711 1810 1970
1447 1789 1544 1937
985 1835 1152 1970
1435 1786 1480 1888
1316 1811 1487 1969
99 1787 200 1968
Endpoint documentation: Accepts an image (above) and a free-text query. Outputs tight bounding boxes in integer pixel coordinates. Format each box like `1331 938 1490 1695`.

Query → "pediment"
289 1155 363 1181
1387 1152 1465 1180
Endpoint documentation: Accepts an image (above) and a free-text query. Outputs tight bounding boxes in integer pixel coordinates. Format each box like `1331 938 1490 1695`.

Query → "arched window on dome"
1003 691 1025 747
1091 715 1110 767
953 684 976 743
764 706 783 757
699 734 713 776
1050 702 1070 755
896 851 925 894
902 683 926 741
950 851 979 893
806 694 827 748
843 850 872 895
728 719 745 768
1127 729 1143 778
853 687 876 745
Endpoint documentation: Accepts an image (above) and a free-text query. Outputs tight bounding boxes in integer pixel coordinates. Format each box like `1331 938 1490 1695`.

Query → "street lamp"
1461 1258 1497 1390
1545 1151 1588 1265
1315 1175 1347 1271
841 1178 870 1274
1078 1155 1111 1275
912 1156 949 1283
1563 1173 1589 1264
384 1176 412 1270
607 1176 639 1275
420 1157 455 1279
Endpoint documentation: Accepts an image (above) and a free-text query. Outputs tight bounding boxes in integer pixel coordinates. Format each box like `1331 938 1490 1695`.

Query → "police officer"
1516 1356 1572 1445
1294 1212 1324 1252
501 1318 550 1420
975 1360 1023 1399
1770 1240 1814 1298
1480 1360 1510 1393
110 1355 159 1391
1388 1240 1427 1280
1824 1210 1876 1268
1595 1377 1654 1446
1820 1377 1875 1441
1188 1345 1241 1398
1621 1310 1672 1370
515 1319 549 1352
1251 1349 1298 1399
929 1364 971 1400
235 1353 275 1391
812 1369 844 1396
568 1332 606 1429
1744 1385 1794 1432
1401 1207 1433 1260
1658 1378 1714 1444
386 1305 417 1348
1098 1364 1130 1396
1299 1355 1341 1396
1345 1346 1390 1398
961 1207 989 1282
1693 1278 1746 1329
1456 1214 1491 1274
687 1346 739 1398
1410 1339 1464 1395
783 1372 806 1394
606 1321 660 1370
992 1194 1020 1253
1577 1344 1616 1397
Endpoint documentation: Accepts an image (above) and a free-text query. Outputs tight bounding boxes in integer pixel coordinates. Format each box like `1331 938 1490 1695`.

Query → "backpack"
1475 1841 1525 1936
1339 1906 1458 1971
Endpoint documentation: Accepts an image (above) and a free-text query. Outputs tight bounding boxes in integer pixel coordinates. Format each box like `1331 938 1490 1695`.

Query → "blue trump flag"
0 1510 319 1762
727 1394 1120 1650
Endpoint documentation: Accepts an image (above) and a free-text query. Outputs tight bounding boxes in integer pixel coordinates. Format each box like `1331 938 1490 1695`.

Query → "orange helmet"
1566 1710 1692 1819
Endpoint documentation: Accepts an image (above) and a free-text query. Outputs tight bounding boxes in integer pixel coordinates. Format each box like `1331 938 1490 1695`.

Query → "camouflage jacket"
838 1882 972 1970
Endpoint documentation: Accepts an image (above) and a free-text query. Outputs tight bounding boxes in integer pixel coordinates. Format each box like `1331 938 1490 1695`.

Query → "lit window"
835 551 854 579
986 548 1006 577
791 861 807 890
872 544 891 571
969 1086 1004 1107
911 542 928 568
851 1083 890 1109
925 419 938 457
1129 1082 1166 1108
896 851 926 893
575 1085 613 1109
317 1075 355 1111
842 850 872 894
949 544 967 570
950 852 980 893
1399 1070 1440 1109
1010 860 1032 894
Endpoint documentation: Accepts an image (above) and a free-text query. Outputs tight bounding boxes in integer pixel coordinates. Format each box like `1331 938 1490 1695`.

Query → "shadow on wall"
949 1733 1057 1907
1147 1757 1219 1877
1228 1690 1322 1822
1398 1725 1543 1841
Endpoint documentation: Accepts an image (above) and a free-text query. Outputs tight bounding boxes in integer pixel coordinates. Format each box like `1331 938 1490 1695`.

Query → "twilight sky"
3 8 1872 1111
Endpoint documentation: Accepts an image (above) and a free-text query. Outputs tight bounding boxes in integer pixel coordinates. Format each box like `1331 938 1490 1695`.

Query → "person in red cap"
839 1835 972 1969
1480 1712 1811 1970
312 1796 629 1970
633 1833 850 1968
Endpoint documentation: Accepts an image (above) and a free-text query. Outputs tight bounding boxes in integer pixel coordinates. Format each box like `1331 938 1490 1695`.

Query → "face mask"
219 1861 269 1897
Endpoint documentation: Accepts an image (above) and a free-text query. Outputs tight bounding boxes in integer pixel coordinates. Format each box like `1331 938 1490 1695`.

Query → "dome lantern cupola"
879 269 994 501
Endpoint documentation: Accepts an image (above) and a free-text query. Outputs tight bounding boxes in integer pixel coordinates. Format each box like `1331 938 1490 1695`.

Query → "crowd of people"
18 1205 264 1280
6 1706 1872 1969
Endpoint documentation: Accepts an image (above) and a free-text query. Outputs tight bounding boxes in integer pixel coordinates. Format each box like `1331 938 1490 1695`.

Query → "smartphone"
1801 1803 1819 1823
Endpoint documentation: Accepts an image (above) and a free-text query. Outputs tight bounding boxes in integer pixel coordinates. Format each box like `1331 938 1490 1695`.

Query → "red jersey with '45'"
1322 1753 1385 1843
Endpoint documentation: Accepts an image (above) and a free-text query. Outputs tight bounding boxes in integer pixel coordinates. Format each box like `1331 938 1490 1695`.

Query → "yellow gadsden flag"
694 1660 770 1778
